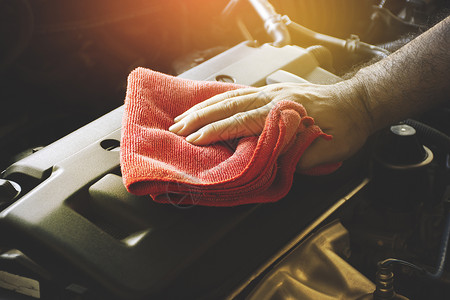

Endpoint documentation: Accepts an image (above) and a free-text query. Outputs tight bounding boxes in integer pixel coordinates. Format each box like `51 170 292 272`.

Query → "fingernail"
186 132 201 143
169 122 184 133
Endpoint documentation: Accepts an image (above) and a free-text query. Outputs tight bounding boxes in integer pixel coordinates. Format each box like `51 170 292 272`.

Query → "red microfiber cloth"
121 68 340 206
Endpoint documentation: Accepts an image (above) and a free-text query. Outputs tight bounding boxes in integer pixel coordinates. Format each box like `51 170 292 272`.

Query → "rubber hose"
428 210 450 279
380 205 450 279
404 119 450 153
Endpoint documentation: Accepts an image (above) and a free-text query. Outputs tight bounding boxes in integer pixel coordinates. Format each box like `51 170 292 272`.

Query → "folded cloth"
121 68 340 206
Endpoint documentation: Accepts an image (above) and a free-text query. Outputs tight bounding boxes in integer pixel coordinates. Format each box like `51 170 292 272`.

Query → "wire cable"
380 210 450 279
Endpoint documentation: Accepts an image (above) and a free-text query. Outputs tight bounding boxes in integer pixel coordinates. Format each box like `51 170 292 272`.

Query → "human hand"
169 81 373 171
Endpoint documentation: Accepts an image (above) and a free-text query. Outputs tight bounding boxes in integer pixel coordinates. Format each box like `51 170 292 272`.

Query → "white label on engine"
0 270 40 298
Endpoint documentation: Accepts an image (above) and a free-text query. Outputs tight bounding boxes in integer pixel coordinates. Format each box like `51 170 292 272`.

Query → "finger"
170 93 270 136
185 107 269 145
296 137 344 171
296 139 330 170
173 87 259 122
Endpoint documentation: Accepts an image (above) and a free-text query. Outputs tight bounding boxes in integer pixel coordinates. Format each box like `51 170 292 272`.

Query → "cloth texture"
121 68 340 206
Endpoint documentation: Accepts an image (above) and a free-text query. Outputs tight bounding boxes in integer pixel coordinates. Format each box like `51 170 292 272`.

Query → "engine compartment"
1 1 449 299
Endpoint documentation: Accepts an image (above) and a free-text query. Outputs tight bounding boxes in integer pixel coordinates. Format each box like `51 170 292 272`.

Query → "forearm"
347 16 450 134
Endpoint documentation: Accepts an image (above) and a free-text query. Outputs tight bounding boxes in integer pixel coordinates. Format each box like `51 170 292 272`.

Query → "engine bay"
1 1 449 299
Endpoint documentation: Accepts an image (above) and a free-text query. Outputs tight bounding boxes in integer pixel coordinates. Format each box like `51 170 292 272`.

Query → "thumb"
296 137 338 171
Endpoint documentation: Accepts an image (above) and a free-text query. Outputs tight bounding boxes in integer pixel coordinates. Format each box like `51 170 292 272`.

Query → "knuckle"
191 110 206 122
222 90 240 100
191 103 204 112
246 97 263 110
227 89 240 96
266 85 282 93
205 122 219 133
233 112 250 124
256 91 271 102
223 100 238 112
203 122 222 138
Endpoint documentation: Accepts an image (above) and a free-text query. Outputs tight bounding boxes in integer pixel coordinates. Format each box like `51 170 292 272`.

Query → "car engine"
0 0 449 299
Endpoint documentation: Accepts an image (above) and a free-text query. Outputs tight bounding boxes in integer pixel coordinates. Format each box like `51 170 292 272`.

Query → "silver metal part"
247 0 291 46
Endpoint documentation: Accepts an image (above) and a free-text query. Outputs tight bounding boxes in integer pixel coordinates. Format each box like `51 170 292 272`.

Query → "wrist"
335 76 375 137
